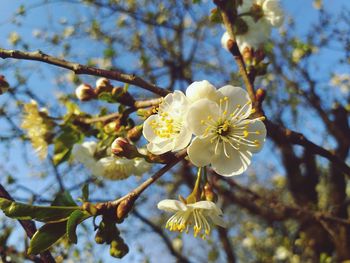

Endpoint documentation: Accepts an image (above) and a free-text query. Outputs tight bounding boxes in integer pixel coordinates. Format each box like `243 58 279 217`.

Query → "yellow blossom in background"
21 100 53 160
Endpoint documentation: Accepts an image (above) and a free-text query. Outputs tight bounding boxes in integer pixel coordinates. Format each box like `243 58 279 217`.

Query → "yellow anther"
250 108 256 114
207 115 212 120
243 130 249 137
223 96 228 101
201 120 205 124
223 110 228 115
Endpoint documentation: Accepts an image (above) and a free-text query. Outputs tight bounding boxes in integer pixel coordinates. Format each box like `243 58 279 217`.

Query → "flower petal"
187 137 214 167
186 99 220 136
186 80 219 103
211 145 252 176
142 115 158 142
208 213 227 228
172 126 192 152
217 85 252 119
188 200 218 210
235 119 266 153
157 199 187 212
147 139 174 155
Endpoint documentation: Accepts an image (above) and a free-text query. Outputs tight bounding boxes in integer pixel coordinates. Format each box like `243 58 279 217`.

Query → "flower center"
150 111 182 139
200 96 263 158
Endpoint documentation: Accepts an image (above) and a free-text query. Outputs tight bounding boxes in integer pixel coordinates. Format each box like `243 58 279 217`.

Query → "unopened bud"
110 239 129 258
255 88 266 103
116 195 135 221
242 47 253 64
203 183 218 202
111 87 135 106
95 78 113 94
0 75 10 95
111 137 139 158
127 125 143 142
76 84 95 101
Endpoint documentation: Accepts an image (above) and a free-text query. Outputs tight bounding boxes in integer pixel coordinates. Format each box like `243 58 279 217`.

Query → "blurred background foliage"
0 0 350 262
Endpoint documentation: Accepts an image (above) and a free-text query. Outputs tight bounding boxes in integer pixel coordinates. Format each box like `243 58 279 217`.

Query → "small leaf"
67 210 90 244
98 92 116 103
82 184 89 202
28 221 67 255
0 198 79 223
51 191 77 206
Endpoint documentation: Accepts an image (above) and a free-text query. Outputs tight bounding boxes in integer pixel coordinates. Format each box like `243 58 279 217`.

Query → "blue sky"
0 0 350 262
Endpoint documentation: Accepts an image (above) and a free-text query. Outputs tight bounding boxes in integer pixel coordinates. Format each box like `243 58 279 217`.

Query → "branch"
0 183 55 263
0 48 170 97
93 149 187 217
215 177 350 227
266 120 350 177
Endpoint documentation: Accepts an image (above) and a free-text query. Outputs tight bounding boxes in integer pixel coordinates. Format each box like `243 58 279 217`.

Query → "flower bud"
95 78 113 94
127 125 143 142
255 88 266 103
75 84 95 101
203 183 218 202
111 87 135 106
116 195 135 221
111 137 139 158
110 239 129 258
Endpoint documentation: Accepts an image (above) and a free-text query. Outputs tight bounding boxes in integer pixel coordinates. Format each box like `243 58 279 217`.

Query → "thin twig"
0 48 169 97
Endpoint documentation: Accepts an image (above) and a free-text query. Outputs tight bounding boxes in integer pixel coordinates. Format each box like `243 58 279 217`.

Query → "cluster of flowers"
143 81 266 238
72 141 151 180
221 0 284 52
143 80 266 177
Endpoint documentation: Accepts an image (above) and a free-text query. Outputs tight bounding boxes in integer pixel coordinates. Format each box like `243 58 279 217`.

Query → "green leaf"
82 184 89 202
28 221 67 255
98 92 117 103
0 198 79 223
52 191 77 206
67 210 90 244
53 125 83 166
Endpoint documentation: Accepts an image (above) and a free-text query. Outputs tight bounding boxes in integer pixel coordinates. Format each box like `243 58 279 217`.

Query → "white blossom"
185 80 219 103
157 199 226 239
143 91 192 155
240 0 284 27
186 85 266 176
95 156 150 180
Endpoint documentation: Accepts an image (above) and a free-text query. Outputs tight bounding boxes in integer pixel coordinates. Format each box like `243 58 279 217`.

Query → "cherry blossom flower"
93 156 150 180
221 0 284 52
143 91 192 155
157 199 226 239
186 85 266 176
241 0 284 27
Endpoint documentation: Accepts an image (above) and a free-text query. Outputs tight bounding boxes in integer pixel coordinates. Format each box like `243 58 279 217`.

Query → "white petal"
187 137 214 167
157 199 187 212
172 126 192 152
221 32 231 51
208 213 227 228
235 119 266 153
211 145 252 176
147 139 173 155
186 99 220 136
188 200 218 210
218 85 252 119
186 80 219 103
143 115 159 142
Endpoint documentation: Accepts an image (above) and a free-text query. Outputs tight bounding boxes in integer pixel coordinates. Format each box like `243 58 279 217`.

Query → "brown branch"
266 120 350 177
0 48 170 97
215 177 350 226
0 184 56 263
93 149 187 217
217 227 236 263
